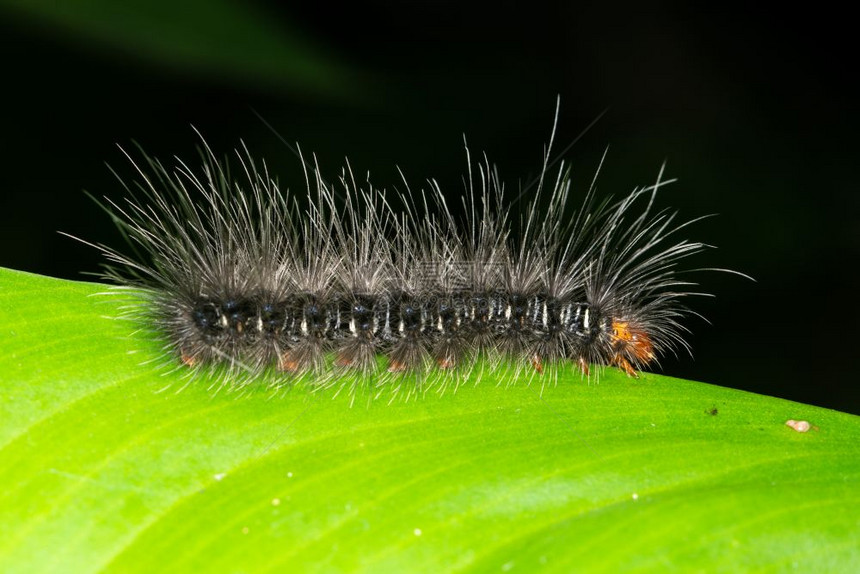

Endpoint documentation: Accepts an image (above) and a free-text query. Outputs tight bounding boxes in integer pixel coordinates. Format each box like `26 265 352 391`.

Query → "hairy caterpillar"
79 121 713 397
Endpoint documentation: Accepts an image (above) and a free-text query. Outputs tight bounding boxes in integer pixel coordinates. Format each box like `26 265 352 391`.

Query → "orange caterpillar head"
610 320 656 377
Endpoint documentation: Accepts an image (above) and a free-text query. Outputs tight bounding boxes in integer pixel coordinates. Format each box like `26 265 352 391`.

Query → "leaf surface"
1 268 857 572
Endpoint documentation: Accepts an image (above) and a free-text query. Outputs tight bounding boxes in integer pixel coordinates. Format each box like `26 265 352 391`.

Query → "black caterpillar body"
187 290 607 373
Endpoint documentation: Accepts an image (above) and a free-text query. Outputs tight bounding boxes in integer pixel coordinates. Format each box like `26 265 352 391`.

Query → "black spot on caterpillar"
75 119 722 398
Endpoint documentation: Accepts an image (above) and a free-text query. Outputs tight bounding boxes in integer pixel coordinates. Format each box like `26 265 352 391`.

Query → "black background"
2 2 858 413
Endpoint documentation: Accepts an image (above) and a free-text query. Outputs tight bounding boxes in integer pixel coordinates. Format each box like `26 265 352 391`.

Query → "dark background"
2 2 857 413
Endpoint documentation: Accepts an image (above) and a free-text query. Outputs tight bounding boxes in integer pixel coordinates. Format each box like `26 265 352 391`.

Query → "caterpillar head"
609 319 655 377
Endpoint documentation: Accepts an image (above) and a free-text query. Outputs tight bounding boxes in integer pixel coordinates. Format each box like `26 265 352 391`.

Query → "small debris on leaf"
785 419 813 433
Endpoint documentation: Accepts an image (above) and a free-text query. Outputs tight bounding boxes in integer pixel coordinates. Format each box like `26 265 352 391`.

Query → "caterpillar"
80 121 712 397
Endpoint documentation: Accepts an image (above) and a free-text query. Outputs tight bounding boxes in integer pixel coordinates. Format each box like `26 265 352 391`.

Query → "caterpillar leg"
436 354 458 369
530 355 544 374
180 350 198 367
278 354 301 373
388 359 408 373
612 355 639 378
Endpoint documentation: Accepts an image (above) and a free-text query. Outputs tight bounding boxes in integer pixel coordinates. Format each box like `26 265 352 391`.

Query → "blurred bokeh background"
2 2 857 413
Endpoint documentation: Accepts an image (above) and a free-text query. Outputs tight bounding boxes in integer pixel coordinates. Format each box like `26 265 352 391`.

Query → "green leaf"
0 0 360 98
1 267 858 572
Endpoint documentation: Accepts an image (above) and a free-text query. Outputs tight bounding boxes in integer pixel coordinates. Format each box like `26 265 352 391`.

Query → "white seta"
79 122 715 399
